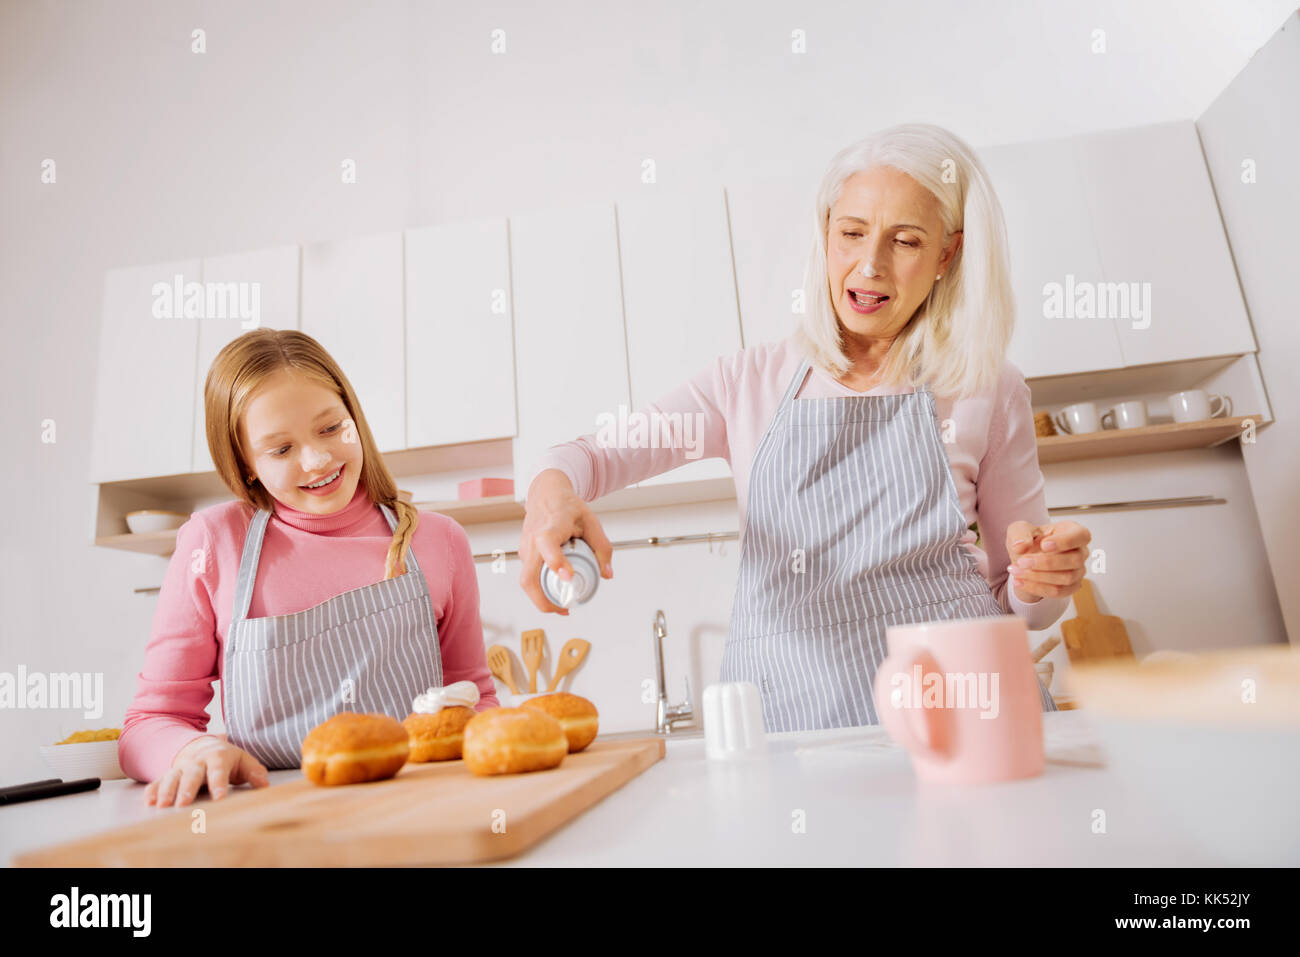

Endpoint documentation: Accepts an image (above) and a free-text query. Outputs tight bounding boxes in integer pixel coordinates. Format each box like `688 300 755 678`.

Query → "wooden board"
15 738 664 867
1060 579 1134 664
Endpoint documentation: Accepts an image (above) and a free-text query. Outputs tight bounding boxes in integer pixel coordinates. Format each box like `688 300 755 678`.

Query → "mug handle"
873 650 945 763
1100 410 1115 429
1209 394 1231 418
1052 411 1072 435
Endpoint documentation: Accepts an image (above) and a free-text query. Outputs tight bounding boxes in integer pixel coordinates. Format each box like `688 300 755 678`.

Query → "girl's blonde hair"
792 122 1015 398
204 329 418 580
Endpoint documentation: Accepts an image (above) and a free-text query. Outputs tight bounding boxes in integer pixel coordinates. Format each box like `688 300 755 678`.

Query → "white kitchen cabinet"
90 259 201 482
1075 120 1257 366
191 245 301 472
727 175 813 349
300 232 406 453
979 137 1126 378
405 218 516 448
616 188 741 487
509 202 631 500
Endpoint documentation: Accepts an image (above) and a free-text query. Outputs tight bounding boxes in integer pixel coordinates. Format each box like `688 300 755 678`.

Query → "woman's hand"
144 735 269 808
519 469 614 615
1004 520 1091 603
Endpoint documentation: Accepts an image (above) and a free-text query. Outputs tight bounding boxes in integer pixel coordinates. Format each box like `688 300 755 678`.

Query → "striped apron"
222 503 443 769
720 357 1058 733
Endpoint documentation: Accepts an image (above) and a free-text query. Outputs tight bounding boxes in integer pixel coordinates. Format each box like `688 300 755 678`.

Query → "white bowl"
1067 645 1299 866
39 740 126 781
125 509 188 534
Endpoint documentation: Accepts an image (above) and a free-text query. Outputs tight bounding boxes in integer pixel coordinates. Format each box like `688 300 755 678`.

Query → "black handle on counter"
0 777 102 804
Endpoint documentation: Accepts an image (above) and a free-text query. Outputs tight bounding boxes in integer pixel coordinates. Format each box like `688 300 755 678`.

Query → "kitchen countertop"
1 711 1228 866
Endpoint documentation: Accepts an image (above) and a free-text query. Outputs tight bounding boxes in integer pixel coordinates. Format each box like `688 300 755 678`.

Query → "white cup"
1168 390 1231 423
1101 400 1148 430
1053 402 1101 435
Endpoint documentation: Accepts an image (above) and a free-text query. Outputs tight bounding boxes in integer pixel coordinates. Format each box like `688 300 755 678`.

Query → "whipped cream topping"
412 680 480 714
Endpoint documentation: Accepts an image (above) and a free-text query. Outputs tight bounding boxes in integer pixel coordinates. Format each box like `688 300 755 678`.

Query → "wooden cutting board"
15 737 664 867
1061 578 1134 663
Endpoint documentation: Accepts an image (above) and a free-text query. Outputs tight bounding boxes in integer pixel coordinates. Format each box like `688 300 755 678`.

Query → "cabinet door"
979 138 1126 378
1075 120 1257 366
90 259 201 482
406 218 516 448
192 246 301 472
300 233 405 453
617 188 741 486
727 176 813 349
510 202 631 499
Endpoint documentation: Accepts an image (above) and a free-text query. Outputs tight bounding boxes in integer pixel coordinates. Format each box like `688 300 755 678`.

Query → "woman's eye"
896 239 919 247
841 231 862 238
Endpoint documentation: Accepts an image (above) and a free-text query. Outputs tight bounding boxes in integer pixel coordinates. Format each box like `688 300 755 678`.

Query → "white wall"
1196 10 1300 640
1 0 1294 786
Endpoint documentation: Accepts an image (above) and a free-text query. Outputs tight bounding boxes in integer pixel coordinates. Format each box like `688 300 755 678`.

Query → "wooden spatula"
521 629 546 693
1061 579 1134 663
546 638 591 692
486 644 521 695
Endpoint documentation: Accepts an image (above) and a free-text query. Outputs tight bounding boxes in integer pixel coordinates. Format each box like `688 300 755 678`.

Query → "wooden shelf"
413 495 524 524
1036 415 1257 464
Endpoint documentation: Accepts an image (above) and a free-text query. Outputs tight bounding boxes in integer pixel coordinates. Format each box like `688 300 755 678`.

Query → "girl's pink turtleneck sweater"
119 484 498 783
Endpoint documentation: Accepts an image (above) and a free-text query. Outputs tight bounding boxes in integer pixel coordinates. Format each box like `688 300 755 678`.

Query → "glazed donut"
301 712 410 786
462 707 567 776
521 692 599 752
402 706 475 762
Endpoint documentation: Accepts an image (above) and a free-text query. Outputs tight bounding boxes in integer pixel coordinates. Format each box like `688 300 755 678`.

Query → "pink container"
873 615 1045 785
457 478 515 500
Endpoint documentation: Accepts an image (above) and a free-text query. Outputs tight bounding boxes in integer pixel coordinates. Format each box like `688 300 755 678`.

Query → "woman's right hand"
144 735 269 808
519 469 614 614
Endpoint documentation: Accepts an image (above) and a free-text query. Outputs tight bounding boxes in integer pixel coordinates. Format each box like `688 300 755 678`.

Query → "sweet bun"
462 707 567 776
403 706 475 762
521 693 599 752
301 712 410 786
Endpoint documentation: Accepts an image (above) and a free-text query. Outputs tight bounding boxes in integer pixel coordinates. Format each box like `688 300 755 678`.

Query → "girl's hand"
1004 520 1091 603
519 469 614 615
144 736 269 808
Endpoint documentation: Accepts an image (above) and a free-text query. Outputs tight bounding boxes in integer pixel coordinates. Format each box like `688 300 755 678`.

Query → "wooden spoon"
546 638 591 692
521 629 546 693
486 644 521 695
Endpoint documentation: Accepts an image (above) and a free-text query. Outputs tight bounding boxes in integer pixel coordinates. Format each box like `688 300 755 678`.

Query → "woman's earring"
936 274 942 280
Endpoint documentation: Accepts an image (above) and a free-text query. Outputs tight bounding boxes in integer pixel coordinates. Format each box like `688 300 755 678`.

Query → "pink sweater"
119 484 499 783
528 335 1069 632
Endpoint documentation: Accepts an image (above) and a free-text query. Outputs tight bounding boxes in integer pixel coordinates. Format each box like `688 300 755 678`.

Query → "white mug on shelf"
1168 390 1231 423
1053 401 1101 435
1101 400 1149 430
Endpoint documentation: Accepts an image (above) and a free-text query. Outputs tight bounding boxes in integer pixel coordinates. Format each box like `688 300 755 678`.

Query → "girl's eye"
271 424 341 456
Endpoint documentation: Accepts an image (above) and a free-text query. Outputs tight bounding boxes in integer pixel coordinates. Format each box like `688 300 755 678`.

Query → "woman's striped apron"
720 357 1058 733
222 502 443 769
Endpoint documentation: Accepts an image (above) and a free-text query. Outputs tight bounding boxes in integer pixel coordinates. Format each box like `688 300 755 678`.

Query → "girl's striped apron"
720 357 1058 733
222 503 443 769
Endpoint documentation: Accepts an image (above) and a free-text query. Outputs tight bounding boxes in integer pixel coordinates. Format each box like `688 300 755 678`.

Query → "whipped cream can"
540 537 600 608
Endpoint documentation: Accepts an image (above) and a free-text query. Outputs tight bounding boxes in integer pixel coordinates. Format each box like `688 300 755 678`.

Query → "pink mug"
873 615 1045 785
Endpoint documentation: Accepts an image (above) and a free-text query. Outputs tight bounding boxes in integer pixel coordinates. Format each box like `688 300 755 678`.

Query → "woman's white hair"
792 123 1015 398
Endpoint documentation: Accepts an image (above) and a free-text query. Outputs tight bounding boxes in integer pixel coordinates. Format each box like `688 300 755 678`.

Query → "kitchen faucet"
653 610 694 733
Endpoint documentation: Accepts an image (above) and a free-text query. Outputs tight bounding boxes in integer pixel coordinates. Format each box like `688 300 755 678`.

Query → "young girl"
120 329 499 807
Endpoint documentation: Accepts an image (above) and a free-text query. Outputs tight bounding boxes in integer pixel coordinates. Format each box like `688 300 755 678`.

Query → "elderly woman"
518 123 1090 733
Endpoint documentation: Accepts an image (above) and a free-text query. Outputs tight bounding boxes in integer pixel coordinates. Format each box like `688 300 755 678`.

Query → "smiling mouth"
849 290 889 306
300 465 342 489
